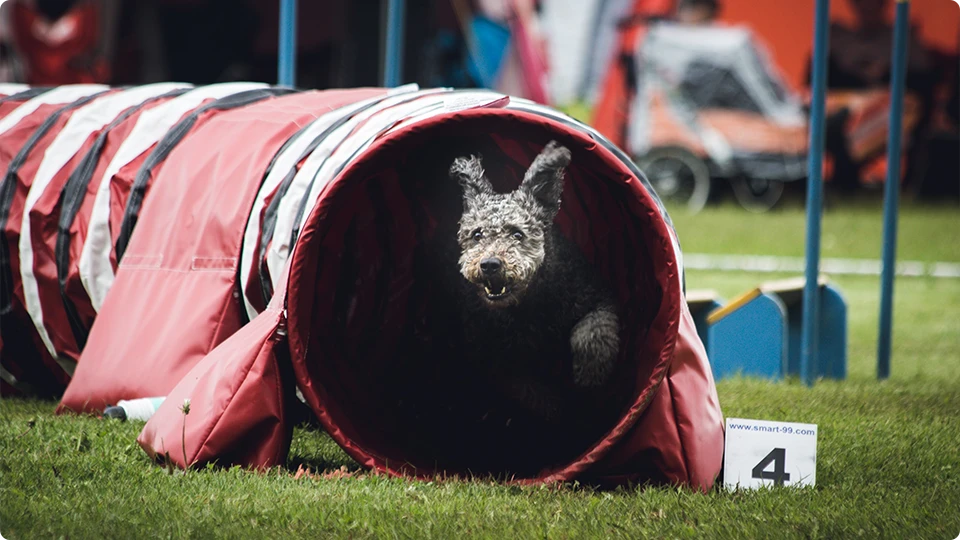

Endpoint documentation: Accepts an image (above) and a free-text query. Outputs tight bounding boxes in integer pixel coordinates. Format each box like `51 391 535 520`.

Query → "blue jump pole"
800 0 831 387
383 0 406 87
278 0 297 87
877 0 911 380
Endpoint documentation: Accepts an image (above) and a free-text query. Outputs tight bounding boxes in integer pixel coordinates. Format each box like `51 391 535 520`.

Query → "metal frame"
877 0 911 380
278 0 297 86
383 0 406 87
801 0 831 387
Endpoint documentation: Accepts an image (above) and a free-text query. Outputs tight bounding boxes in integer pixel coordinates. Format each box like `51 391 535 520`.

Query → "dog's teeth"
484 286 492 295
499 286 506 294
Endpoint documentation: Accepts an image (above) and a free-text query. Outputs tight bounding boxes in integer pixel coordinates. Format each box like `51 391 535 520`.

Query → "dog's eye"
472 229 483 241
512 231 525 241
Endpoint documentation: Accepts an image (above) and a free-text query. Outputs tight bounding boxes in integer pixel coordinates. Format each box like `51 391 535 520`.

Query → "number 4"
752 448 791 485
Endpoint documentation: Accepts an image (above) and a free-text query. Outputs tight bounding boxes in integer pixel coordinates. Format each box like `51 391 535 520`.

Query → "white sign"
723 418 818 490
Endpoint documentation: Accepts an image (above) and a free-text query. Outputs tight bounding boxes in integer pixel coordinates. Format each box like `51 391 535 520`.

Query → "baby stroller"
627 23 809 212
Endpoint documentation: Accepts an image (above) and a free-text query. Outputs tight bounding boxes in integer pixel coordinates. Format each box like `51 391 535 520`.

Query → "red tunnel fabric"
51 85 278 369
0 84 724 490
2 83 267 396
1 85 113 396
112 88 297 260
1 86 96 395
238 87 394 319
70 83 270 327
20 84 192 375
59 89 386 413
254 85 441 311
51 86 197 356
1 91 57 395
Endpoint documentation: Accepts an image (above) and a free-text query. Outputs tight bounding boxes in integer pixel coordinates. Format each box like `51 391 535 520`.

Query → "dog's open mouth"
481 276 511 301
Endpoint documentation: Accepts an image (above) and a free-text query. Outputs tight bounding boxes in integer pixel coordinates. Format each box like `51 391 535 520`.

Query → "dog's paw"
570 307 620 388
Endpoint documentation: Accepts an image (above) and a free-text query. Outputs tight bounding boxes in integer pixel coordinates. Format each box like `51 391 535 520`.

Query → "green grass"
669 200 960 263
2 202 959 539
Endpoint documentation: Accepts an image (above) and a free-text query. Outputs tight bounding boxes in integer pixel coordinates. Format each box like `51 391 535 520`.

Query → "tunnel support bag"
137 275 294 470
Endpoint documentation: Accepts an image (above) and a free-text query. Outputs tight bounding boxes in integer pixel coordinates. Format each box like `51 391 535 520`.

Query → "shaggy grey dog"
449 140 620 425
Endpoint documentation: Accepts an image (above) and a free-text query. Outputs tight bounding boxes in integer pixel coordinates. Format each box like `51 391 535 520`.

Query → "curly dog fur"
450 141 621 424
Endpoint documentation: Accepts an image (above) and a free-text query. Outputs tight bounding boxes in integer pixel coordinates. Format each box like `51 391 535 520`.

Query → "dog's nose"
480 257 502 275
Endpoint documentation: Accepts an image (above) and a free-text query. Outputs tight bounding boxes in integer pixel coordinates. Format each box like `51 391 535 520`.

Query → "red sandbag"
138 290 293 470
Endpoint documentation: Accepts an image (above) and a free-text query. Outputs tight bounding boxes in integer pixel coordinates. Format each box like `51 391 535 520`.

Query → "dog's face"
451 141 571 308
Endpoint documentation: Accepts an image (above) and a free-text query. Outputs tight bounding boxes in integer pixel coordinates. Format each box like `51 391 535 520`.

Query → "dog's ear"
520 140 570 220
450 155 493 204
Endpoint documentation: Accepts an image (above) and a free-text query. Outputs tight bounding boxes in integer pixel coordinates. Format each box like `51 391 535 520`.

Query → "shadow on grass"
286 422 362 474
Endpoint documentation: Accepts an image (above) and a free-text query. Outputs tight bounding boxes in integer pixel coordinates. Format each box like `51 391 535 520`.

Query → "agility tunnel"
1 84 723 489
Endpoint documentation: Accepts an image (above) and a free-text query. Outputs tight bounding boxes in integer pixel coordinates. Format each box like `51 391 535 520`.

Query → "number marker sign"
723 418 818 490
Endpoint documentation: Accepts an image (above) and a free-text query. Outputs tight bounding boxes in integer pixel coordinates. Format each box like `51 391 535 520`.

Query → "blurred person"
827 0 933 90
817 0 935 192
1 0 118 85
675 0 719 25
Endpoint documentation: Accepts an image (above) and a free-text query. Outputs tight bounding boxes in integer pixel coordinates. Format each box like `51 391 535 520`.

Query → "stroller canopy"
629 24 808 181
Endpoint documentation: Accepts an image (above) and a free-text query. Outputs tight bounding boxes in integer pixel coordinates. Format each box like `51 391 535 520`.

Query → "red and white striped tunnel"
1 83 271 396
0 85 722 489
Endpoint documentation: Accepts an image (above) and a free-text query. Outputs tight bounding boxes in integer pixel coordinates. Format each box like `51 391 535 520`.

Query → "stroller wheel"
730 177 784 213
636 147 711 214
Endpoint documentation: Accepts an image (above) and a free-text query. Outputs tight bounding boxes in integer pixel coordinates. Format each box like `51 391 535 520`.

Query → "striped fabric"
1 86 114 396
20 83 192 374
77 82 270 315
